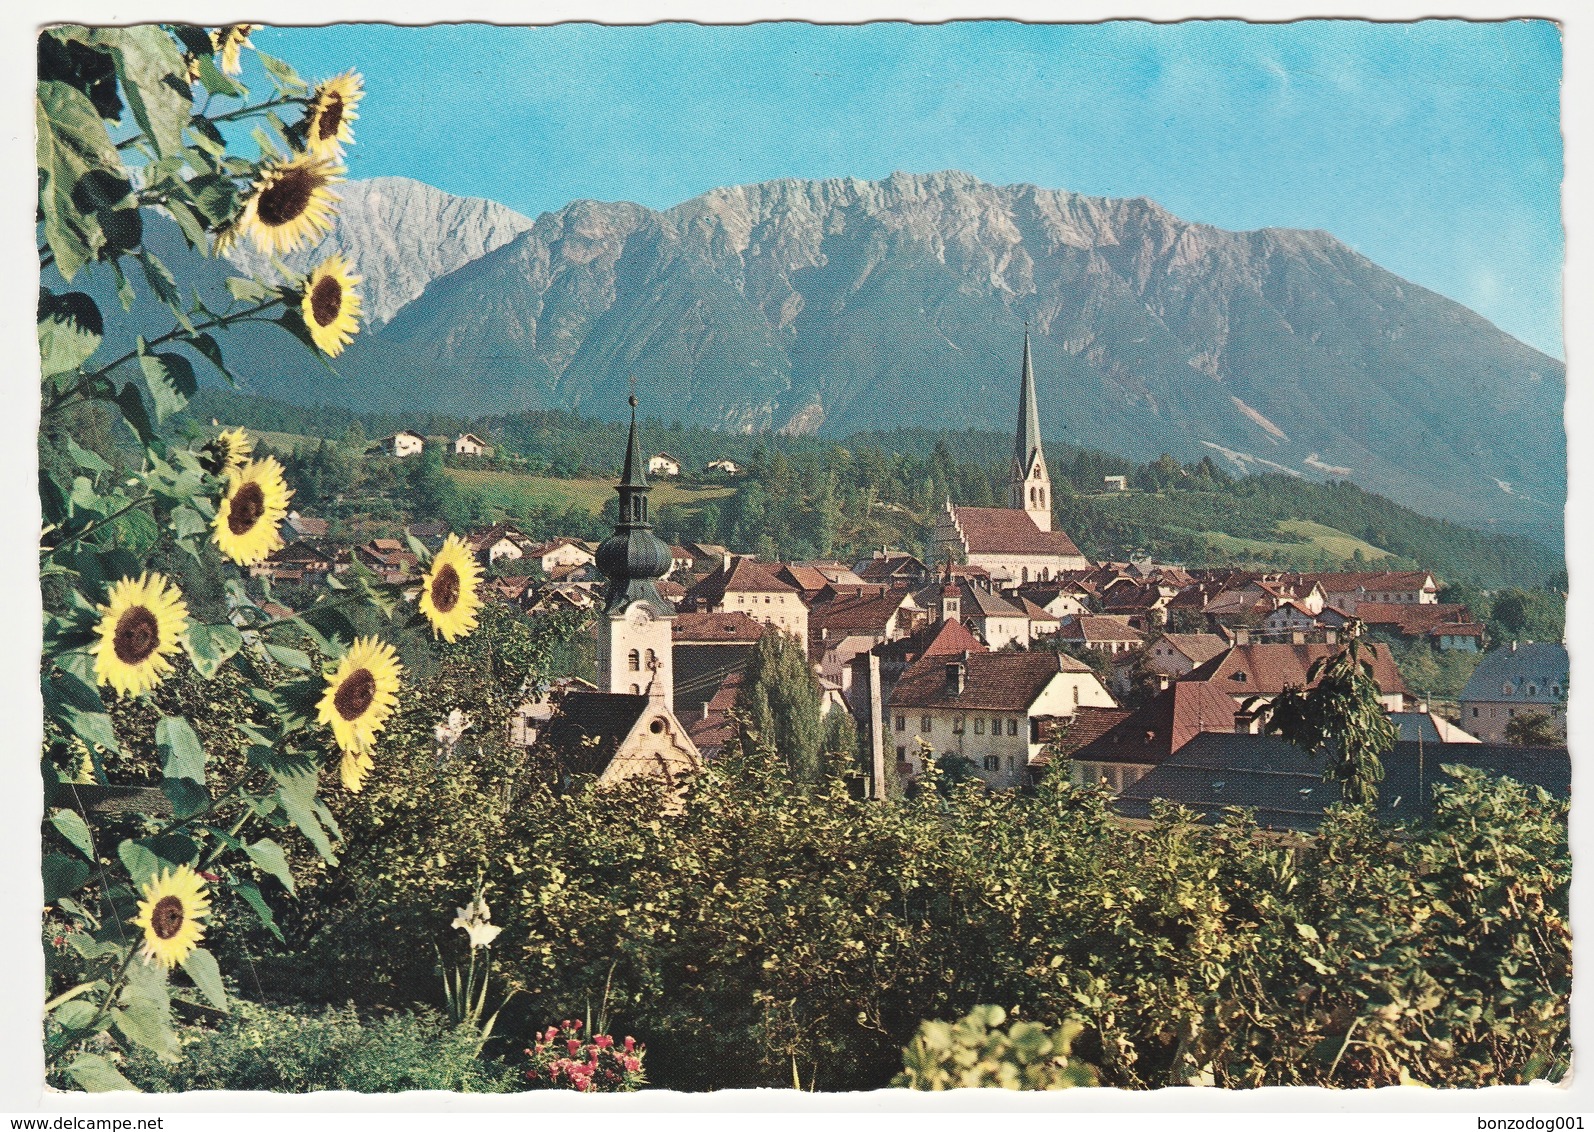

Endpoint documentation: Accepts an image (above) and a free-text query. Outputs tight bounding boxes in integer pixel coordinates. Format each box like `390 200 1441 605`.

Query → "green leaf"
115 381 156 445
171 504 209 539
182 622 243 678
38 290 104 378
225 276 273 303
245 837 296 895
49 809 95 858
271 767 337 863
232 877 284 942
43 853 90 904
66 1053 137 1093
180 947 228 1011
257 50 309 94
36 80 127 280
64 435 113 474
184 331 233 382
90 27 192 158
160 777 209 819
68 935 124 961
262 642 312 671
117 840 161 889
155 716 205 783
52 999 101 1030
59 705 121 756
115 959 178 1060
137 349 197 422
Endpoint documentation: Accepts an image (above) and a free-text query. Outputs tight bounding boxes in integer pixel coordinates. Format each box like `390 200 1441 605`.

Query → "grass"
444 468 735 515
1193 519 1391 566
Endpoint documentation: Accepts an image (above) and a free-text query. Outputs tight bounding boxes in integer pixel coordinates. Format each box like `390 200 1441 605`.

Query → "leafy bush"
894 1005 1097 1090
112 1001 517 1093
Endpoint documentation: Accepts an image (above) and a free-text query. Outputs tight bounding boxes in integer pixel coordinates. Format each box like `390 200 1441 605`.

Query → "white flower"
452 893 502 948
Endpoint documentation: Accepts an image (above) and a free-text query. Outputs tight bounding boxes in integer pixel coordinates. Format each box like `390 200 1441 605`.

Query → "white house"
707 458 742 476
374 430 425 458
453 432 492 457
888 650 1117 789
648 452 682 477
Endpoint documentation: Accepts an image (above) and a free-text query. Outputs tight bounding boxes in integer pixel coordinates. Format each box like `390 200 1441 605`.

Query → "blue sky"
250 19 1564 357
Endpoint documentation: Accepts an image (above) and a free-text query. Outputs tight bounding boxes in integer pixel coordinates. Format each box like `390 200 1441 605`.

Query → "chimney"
945 655 967 695
701 701 712 721
1511 640 1519 652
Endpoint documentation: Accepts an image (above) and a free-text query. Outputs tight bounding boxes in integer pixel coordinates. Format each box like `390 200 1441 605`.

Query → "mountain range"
79 170 1565 542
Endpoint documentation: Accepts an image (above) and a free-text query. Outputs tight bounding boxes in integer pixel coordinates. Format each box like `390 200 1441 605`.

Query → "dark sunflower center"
431 564 460 613
257 167 317 227
228 481 266 535
317 94 345 140
334 667 376 721
309 275 343 328
150 895 185 940
113 605 161 665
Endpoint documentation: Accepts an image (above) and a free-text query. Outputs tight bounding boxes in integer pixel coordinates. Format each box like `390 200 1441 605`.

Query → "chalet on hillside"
371 430 425 458
648 453 682 477
453 433 493 457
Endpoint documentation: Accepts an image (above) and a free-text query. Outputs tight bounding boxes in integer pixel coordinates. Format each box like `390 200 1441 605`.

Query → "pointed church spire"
619 392 648 493
596 394 673 615
1015 328 1044 472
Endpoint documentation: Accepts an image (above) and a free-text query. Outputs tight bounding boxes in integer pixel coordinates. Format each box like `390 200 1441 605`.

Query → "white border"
3 0 1583 1119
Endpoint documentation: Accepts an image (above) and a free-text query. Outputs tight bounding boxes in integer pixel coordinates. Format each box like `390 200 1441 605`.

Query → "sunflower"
302 71 364 159
91 572 190 698
300 256 363 357
211 24 257 77
213 456 293 565
218 153 343 256
183 52 203 85
418 534 484 642
131 865 211 968
316 637 403 791
201 426 253 474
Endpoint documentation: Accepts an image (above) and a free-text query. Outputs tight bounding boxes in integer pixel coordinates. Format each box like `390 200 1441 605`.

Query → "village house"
647 452 682 477
453 432 493 457
683 542 732 573
680 554 809 642
809 587 926 700
1014 582 1093 621
523 536 597 575
924 577 1033 650
283 511 330 541
670 611 767 722
371 430 425 458
847 617 988 722
1457 641 1568 744
1057 614 1146 656
1354 601 1486 652
1138 632 1230 690
1184 641 1409 717
1046 680 1241 794
250 540 340 586
854 551 931 588
887 650 1117 789
465 523 536 566
1288 570 1440 613
706 458 741 476
1259 601 1322 640
353 538 417 584
933 335 1091 584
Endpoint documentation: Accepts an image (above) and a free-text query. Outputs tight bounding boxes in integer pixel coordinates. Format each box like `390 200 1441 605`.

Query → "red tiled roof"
1287 571 1437 595
672 610 766 643
949 506 1085 558
1354 602 1475 636
1153 633 1230 667
683 556 797 606
1060 615 1145 644
810 590 913 636
777 564 833 594
1062 682 1240 766
1185 642 1410 698
868 618 989 668
890 650 1094 712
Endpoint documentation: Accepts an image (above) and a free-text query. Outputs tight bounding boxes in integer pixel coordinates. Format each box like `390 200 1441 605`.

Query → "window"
627 649 641 671
953 716 965 734
1473 707 1480 718
644 648 656 669
974 718 985 735
982 755 999 772
1007 719 1018 736
895 715 906 732
922 716 933 734
1007 756 1015 771
629 684 640 694
896 746 906 761
1073 685 1080 705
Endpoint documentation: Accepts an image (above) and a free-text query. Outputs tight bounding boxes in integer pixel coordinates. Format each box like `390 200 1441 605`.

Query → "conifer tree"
733 629 824 784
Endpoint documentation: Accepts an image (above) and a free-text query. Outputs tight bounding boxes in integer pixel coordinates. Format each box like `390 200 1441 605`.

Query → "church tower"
1008 330 1053 531
594 396 675 709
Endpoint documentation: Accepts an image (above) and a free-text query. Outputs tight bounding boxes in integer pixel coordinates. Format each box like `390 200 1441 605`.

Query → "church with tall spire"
538 395 701 789
933 331 1091 585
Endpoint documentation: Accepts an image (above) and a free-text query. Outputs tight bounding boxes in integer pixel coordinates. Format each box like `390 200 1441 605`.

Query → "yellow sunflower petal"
227 153 343 257
418 534 484 642
203 426 253 474
316 637 403 771
131 865 211 968
91 572 190 698
302 71 363 159
212 456 293 566
212 24 257 77
301 255 363 357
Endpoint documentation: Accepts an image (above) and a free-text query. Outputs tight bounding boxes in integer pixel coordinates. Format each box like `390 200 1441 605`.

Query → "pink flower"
567 1039 581 1055
573 1019 583 1031
623 1057 641 1073
624 1036 635 1052
595 1034 614 1049
545 1026 558 1042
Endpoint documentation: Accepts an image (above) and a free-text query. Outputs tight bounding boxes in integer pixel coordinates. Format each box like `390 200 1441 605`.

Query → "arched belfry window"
645 648 657 669
628 649 641 671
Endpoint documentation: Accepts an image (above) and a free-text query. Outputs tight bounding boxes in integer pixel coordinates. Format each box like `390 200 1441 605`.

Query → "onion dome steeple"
596 395 674 615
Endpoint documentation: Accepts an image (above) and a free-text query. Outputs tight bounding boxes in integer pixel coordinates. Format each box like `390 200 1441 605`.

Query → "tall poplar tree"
733 630 824 784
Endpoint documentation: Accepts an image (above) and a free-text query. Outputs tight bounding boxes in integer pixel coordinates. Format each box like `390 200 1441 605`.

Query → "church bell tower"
594 396 675 709
1008 330 1053 531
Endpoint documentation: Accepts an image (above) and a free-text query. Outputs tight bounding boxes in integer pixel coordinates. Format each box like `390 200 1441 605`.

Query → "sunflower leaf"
91 26 192 159
180 947 228 1011
245 837 296 895
262 642 312 671
404 529 434 565
36 80 125 281
183 622 242 679
43 853 91 904
161 778 209 819
116 960 179 1061
115 381 156 445
59 705 121 757
66 1053 137 1093
155 716 206 784
38 290 104 379
65 435 113 474
137 350 196 423
256 50 309 95
229 880 282 943
49 809 96 859
270 767 338 863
